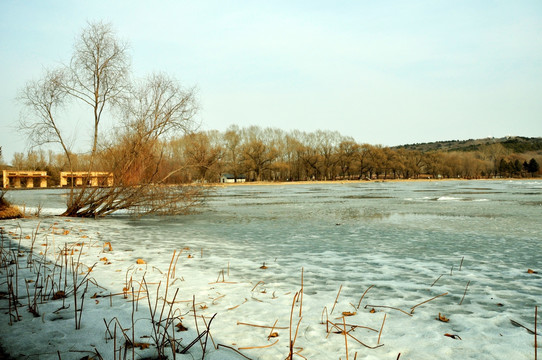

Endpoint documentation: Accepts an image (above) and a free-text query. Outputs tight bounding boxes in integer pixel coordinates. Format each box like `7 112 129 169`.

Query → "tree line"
7 125 541 185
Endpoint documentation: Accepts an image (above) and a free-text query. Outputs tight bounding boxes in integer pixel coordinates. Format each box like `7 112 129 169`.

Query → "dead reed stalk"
287 291 302 360
356 285 374 309
299 267 304 317
321 306 329 331
343 316 349 360
535 306 538 360
192 295 204 352
268 319 279 340
237 321 288 330
326 320 383 349
330 285 343 315
459 281 470 305
171 249 182 279
131 287 135 360
364 304 412 317
202 314 217 350
251 280 265 292
410 292 448 314
238 340 279 350
377 314 387 344
216 344 253 360
216 269 225 283
430 274 443 287
27 221 41 265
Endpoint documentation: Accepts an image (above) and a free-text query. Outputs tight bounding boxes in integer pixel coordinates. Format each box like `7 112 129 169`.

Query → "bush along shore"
0 194 22 220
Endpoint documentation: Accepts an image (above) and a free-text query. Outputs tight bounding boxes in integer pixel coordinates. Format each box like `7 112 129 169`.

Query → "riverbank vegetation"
6 129 541 185
0 191 22 219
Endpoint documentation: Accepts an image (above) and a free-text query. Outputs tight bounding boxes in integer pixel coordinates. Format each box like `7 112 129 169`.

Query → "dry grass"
0 197 23 220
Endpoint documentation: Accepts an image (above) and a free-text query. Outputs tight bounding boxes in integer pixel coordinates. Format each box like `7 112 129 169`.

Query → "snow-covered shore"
1 215 539 360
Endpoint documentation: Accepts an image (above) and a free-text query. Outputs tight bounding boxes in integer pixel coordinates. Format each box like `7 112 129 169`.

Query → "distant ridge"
394 136 542 153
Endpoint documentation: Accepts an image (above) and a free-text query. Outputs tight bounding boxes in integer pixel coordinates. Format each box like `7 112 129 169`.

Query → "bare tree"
178 131 223 183
241 139 278 181
223 125 243 180
19 21 205 217
337 139 358 179
19 69 73 167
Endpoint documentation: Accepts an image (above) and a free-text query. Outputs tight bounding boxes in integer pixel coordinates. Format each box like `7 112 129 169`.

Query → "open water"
6 179 541 291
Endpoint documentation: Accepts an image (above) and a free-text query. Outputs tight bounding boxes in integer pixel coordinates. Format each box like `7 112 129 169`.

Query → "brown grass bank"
0 195 23 220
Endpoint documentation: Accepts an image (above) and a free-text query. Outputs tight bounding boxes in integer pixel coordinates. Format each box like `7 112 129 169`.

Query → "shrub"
0 192 23 219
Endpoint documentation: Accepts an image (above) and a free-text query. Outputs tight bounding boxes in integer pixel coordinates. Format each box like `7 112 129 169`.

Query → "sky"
1 0 541 164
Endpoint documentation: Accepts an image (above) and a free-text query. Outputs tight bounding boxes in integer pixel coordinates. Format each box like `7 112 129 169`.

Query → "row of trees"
165 127 542 182
9 125 541 185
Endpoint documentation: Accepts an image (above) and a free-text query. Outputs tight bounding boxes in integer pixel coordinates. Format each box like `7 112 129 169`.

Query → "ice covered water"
2 180 541 359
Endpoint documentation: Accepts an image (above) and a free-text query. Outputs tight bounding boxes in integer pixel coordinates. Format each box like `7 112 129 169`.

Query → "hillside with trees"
395 136 542 153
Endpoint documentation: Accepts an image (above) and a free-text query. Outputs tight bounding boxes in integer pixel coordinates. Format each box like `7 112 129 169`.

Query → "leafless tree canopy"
18 21 205 217
19 70 70 160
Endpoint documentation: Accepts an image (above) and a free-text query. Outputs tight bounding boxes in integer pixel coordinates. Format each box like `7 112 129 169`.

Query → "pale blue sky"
1 1 541 163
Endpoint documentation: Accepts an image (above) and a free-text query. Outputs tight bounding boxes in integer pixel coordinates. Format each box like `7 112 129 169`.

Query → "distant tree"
241 132 279 181
284 132 304 181
296 132 321 180
266 128 289 181
480 143 509 177
423 152 444 178
527 158 540 177
181 131 223 182
222 125 244 180
368 145 386 179
523 160 529 174
404 150 424 179
315 130 341 180
337 139 358 179
498 158 510 177
355 144 373 179
11 152 24 170
512 159 522 177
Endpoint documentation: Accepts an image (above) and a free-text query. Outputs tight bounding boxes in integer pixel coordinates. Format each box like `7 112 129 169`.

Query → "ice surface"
0 180 540 359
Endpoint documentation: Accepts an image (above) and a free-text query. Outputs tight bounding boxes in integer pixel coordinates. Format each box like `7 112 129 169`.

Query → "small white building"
220 174 246 183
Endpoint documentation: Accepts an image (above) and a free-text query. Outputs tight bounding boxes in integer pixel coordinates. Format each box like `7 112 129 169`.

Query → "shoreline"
213 177 542 187
2 177 540 191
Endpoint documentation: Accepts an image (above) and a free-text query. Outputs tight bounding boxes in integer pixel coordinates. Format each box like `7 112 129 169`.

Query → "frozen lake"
2 179 541 359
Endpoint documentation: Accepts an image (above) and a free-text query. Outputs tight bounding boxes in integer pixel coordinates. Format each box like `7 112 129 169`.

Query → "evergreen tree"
527 158 539 177
512 159 522 176
498 158 509 177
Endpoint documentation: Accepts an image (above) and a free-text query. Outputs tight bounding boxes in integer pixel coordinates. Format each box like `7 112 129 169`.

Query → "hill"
394 136 542 153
